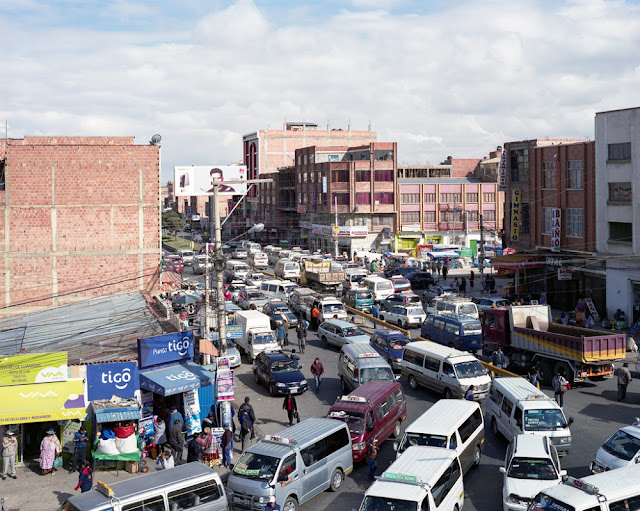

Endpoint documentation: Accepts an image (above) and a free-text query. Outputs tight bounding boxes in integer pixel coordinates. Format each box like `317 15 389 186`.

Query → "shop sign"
584 298 600 322
551 208 561 252
510 189 521 242
86 362 139 401
498 147 507 191
0 352 68 387
225 325 243 339
297 204 306 214
558 268 572 280
216 370 234 401
137 331 194 369
62 420 82 454
322 176 328 193
0 379 86 424
183 389 202 435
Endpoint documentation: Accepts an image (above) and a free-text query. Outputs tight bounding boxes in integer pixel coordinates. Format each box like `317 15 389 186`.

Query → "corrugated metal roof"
0 291 167 365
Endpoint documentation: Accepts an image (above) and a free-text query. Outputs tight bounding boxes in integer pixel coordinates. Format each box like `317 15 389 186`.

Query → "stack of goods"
96 425 138 455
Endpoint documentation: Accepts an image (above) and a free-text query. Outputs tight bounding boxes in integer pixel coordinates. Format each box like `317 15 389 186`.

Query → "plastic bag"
115 434 138 453
97 438 119 455
53 456 63 469
113 424 135 439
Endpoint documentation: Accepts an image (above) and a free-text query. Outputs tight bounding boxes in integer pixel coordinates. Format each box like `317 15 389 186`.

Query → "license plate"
289 387 299 393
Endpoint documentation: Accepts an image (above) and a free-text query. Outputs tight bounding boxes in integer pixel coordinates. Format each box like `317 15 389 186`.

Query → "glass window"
466 193 478 203
332 193 349 206
374 169 393 182
355 193 371 205
374 192 394 204
609 182 632 202
457 409 483 443
468 210 479 222
301 439 327 466
510 148 529 182
327 154 340 162
610 495 640 511
488 386 503 406
168 481 222 510
424 356 439 372
483 209 496 222
387 392 397 411
403 349 425 366
501 399 514 416
602 429 640 462
440 193 463 203
542 161 557 188
374 150 394 161
233 452 281 481
325 428 349 454
279 454 296 479
424 211 436 223
610 222 632 243
507 457 558 481
401 193 420 203
123 497 166 511
373 215 394 226
394 388 404 406
566 208 583 237
333 170 348 182
401 211 420 224
482 192 496 202
567 160 583 189
356 170 371 182
424 192 436 203
541 207 553 234
608 142 631 161
442 362 454 377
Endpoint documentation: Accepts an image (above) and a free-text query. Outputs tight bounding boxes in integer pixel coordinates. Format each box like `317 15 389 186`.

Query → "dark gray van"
338 342 395 394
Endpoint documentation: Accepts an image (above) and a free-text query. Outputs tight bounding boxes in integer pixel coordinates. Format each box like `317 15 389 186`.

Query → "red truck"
482 304 626 384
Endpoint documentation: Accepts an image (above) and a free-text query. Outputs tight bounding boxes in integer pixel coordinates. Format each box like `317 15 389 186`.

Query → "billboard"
137 331 194 369
551 208 561 252
86 361 139 401
0 352 68 386
174 166 247 197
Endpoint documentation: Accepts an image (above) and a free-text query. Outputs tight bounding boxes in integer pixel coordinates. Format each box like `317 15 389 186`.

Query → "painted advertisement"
139 391 155 437
86 362 139 401
137 331 194 369
216 370 234 401
0 352 68 386
498 147 507 191
174 165 248 197
510 189 521 242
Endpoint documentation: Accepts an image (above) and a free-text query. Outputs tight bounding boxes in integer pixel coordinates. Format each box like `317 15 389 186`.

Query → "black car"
384 266 415 279
262 300 299 329
253 351 308 396
406 271 436 290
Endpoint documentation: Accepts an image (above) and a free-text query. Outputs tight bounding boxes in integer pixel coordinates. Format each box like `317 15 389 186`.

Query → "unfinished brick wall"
0 136 161 316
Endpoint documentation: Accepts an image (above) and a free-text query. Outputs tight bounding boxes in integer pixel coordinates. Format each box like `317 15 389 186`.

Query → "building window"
356 193 371 205
608 142 631 161
541 207 553 234
400 193 420 203
482 210 496 222
609 222 632 243
440 193 462 203
466 193 478 203
424 192 436 203
374 192 394 204
374 150 394 161
401 211 420 224
468 211 479 222
567 160 583 189
424 211 436 223
510 149 529 182
333 170 348 182
355 170 371 182
332 193 349 206
327 154 340 162
374 169 393 182
608 182 632 203
566 208 583 237
441 211 463 222
542 161 557 189
373 216 393 226
482 192 496 203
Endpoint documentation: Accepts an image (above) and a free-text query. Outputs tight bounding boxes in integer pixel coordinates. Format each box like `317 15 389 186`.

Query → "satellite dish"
150 134 162 145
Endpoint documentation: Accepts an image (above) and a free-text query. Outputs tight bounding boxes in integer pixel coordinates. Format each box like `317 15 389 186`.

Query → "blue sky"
1 0 639 182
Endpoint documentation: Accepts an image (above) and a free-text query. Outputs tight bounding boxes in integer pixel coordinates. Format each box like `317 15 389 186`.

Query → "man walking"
552 372 569 407
1 430 17 480
366 439 379 481
221 427 233 468
311 358 324 393
70 425 88 473
168 419 185 462
615 362 632 402
442 262 449 281
283 392 298 427
276 321 287 348
296 319 308 353
492 347 507 369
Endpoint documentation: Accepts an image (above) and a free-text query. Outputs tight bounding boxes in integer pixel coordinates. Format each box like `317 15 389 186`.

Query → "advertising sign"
584 298 600 322
498 148 507 191
510 189 521 242
0 379 86 424
0 352 68 386
551 208 561 252
62 420 82 454
322 176 328 193
216 370 234 401
174 166 247 197
183 389 202 435
138 331 194 369
139 391 155 437
225 325 243 339
558 268 572 280
86 362 139 401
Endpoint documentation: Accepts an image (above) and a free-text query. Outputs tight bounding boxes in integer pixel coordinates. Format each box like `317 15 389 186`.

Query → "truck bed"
305 270 345 284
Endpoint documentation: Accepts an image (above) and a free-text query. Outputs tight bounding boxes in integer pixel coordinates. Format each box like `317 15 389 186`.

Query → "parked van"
421 313 483 352
246 242 262 255
338 343 395 394
591 419 640 473
529 465 640 511
426 296 480 319
267 247 283 265
401 341 491 400
343 289 374 313
224 260 251 283
249 251 269 269
59 463 227 511
394 399 484 473
227 418 353 511
363 276 395 302
327 380 407 462
486 377 573 455
260 280 298 302
274 260 301 280
343 270 370 293
358 446 464 511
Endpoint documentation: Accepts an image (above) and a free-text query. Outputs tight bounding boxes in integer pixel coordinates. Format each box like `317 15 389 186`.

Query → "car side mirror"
560 470 567 480
499 467 506 474
394 375 401 381
352 377 358 383
568 417 574 426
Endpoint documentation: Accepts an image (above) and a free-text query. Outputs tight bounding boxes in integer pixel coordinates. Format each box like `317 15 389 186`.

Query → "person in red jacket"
74 460 93 493
283 393 298 426
310 358 324 394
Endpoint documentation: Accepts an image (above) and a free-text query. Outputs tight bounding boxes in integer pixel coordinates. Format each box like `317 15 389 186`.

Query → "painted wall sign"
0 352 68 386
137 331 194 369
86 362 139 401
498 148 507 191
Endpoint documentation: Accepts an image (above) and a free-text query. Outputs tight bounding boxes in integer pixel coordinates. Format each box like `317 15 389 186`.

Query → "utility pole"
334 195 339 258
479 214 485 294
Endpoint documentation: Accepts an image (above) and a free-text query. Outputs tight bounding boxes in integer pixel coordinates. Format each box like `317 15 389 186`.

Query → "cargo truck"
300 258 345 293
482 304 626 384
234 310 279 361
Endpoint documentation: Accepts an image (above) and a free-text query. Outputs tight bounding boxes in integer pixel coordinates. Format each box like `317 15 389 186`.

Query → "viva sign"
138 331 194 369
86 362 139 401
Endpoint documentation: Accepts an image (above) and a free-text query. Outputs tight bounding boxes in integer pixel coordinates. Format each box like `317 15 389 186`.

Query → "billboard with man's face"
174 166 247 196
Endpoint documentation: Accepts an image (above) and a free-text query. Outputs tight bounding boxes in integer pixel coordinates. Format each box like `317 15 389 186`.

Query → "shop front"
490 254 545 300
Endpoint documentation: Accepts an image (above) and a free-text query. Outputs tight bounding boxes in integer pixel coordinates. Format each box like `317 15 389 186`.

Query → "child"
74 460 93 493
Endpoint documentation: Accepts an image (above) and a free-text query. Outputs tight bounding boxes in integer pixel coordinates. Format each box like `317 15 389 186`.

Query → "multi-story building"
0 136 161 317
595 107 640 322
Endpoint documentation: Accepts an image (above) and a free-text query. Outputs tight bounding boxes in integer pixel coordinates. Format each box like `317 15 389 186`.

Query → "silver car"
237 289 270 311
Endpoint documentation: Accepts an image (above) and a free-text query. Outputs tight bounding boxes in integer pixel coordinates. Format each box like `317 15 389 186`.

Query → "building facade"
0 136 161 316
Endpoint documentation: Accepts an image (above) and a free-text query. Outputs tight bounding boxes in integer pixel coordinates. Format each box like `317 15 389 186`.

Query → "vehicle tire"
329 468 343 491
408 375 418 390
443 388 453 399
379 315 384 322
491 417 500 438
473 446 481 468
269 384 276 397
392 420 401 438
254 371 259 384
283 496 298 511
322 336 329 349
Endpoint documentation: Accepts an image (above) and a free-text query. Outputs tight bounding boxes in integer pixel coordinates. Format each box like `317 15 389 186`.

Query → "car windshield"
357 292 373 300
271 360 299 374
378 282 393 290
233 452 281 481
253 333 276 345
530 494 575 511
398 433 448 452
406 307 424 316
462 323 482 335
248 292 266 300
284 264 297 270
459 304 477 316
325 304 345 313
360 366 394 384
602 430 640 461
272 306 289 313
236 265 249 272
327 410 365 435
389 338 410 349
507 457 558 480
361 496 417 511
405 296 421 304
350 274 365 283
524 409 568 432
182 251 195 257
454 361 486 378
342 326 365 337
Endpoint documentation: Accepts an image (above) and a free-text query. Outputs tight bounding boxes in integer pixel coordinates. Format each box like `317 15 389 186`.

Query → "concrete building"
595 107 640 322
0 136 161 316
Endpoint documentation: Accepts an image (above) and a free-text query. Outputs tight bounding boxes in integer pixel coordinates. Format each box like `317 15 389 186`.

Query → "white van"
394 399 484 474
246 242 262 255
267 247 282 265
402 341 491 400
178 249 196 266
363 276 394 302
343 269 370 294
224 260 251 283
260 280 298 302
359 446 464 511
249 251 269 269
274 260 301 280
486 377 573 456
530 464 640 511
591 419 640 473
426 296 480 319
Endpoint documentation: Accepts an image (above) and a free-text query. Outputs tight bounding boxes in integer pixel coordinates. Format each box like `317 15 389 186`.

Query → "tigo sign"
138 331 194 369
86 362 139 401
551 208 561 252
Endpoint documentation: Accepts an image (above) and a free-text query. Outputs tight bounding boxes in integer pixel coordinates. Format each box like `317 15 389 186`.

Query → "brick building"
0 136 160 316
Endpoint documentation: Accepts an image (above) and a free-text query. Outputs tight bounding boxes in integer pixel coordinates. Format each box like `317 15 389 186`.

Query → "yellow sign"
511 189 521 242
333 225 340 235
0 352 67 386
0 379 86 424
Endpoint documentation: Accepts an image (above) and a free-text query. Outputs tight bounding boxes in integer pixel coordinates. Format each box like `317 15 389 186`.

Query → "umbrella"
172 294 198 305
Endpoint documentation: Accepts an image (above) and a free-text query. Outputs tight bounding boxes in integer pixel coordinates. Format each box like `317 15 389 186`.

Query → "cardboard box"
125 461 139 474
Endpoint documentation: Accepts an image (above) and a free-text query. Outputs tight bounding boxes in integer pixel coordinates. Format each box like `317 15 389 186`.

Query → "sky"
1 0 639 183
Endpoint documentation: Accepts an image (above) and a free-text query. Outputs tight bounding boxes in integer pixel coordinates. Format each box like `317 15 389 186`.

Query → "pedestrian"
70 425 88 473
529 370 540 389
552 372 569 407
39 428 61 475
221 427 233 468
492 347 507 369
187 431 202 463
560 313 568 325
276 321 287 348
469 271 474 289
290 349 300 368
615 363 632 402
241 413 253 452
199 427 218 467
156 449 175 470
168 419 184 462
296 318 308 353
442 264 448 281
169 406 184 430
238 397 257 432
489 275 496 291
372 303 380 319
460 277 467 294
264 496 281 511
311 306 320 330
372 260 378 273
464 385 475 401
74 460 93 493
154 417 167 453
1 430 17 480
311 358 324 393
366 439 379 481
202 411 215 431
283 392 298 427
436 260 442 275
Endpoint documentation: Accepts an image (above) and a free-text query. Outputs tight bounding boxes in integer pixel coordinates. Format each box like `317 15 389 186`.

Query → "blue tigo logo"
87 362 139 401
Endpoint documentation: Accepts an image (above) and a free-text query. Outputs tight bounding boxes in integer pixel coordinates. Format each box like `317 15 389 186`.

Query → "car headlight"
506 494 525 505
395 358 402 362
258 497 270 504
301 380 308 385
352 442 366 451
560 436 570 444
276 382 286 387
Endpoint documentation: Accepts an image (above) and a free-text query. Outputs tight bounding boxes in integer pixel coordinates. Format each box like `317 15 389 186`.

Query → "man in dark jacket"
168 420 184 462
283 393 298 427
186 432 202 463
238 397 256 427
